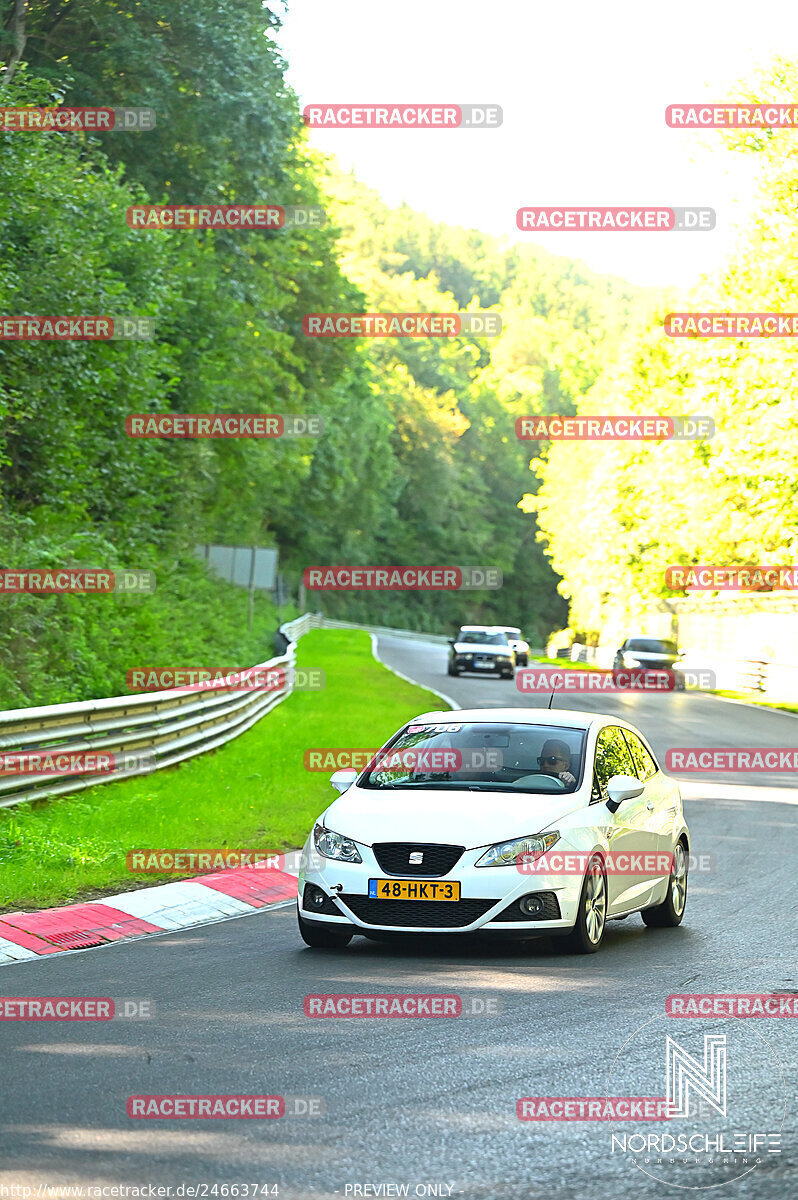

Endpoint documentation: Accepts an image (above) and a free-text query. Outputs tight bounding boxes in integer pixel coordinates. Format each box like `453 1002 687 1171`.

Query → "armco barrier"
0 613 322 809
0 611 529 809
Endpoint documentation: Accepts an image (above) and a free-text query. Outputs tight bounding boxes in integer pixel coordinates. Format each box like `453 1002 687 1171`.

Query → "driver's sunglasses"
539 755 566 766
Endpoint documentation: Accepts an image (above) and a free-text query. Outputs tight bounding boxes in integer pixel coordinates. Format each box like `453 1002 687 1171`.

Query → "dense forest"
0 0 647 704
5 5 788 707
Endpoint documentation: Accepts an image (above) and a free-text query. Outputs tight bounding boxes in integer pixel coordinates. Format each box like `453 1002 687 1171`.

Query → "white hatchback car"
297 708 690 954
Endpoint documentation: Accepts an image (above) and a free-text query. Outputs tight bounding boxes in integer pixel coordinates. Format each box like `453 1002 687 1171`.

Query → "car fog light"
520 894 543 915
307 884 327 907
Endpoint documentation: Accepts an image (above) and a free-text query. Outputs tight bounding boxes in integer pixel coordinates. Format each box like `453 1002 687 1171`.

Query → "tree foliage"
530 58 798 637
0 2 648 700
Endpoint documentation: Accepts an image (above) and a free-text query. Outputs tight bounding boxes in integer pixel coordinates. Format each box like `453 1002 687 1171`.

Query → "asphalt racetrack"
1 635 796 1199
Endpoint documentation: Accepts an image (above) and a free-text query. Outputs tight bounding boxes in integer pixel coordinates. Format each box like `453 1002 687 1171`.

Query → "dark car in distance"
612 636 686 691
448 626 515 679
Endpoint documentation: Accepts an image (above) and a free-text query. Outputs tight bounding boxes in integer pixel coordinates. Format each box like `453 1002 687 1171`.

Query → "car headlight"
475 831 560 868
313 824 362 863
497 655 512 663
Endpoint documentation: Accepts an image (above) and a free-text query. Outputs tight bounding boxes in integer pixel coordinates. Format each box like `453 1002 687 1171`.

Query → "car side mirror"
448 638 456 646
605 773 645 813
330 767 358 794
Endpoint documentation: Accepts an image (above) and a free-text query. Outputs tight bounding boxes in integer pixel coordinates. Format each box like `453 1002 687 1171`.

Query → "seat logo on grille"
409 851 424 864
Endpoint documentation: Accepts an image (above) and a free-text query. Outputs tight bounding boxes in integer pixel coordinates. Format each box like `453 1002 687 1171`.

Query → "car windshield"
359 722 586 794
458 630 508 645
500 628 521 639
627 639 678 654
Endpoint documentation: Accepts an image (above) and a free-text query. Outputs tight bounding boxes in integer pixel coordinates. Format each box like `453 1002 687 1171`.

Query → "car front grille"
372 842 464 876
340 895 496 928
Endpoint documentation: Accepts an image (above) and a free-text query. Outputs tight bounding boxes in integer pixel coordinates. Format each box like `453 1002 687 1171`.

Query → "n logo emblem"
666 1034 727 1118
409 851 423 864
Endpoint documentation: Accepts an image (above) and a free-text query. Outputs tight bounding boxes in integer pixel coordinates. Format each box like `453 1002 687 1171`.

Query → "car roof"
410 707 615 731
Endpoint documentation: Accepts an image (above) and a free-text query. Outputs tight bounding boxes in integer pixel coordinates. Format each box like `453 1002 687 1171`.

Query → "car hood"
453 641 509 654
321 785 584 848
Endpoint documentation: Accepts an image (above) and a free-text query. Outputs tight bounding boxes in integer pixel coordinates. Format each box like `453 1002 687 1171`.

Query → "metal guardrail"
0 612 322 810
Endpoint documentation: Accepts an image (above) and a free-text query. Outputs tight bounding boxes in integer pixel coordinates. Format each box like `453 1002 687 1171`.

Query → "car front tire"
297 908 354 948
558 855 607 954
642 841 688 927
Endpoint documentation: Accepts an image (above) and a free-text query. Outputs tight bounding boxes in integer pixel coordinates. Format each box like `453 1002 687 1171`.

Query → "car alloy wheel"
670 842 687 914
559 854 606 954
584 857 606 943
642 840 688 927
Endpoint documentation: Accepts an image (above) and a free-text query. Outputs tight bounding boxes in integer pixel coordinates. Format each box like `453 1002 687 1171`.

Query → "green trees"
317 167 644 638
530 60 798 638
0 1 648 701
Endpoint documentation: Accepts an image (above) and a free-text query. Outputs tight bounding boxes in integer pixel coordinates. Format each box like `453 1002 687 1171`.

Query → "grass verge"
0 629 447 912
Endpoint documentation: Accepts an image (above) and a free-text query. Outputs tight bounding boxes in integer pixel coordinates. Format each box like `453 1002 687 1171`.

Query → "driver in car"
537 738 576 787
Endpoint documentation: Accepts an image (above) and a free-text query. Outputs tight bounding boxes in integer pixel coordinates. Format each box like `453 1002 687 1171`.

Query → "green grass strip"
0 629 448 913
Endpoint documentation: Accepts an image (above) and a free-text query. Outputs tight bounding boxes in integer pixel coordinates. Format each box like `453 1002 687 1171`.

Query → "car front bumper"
298 839 583 935
452 653 514 674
